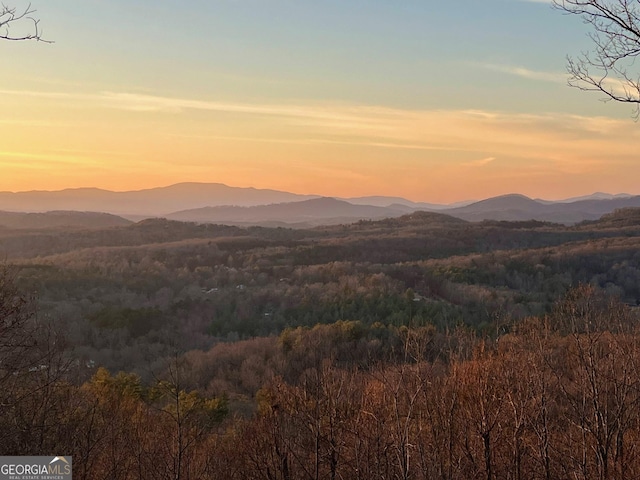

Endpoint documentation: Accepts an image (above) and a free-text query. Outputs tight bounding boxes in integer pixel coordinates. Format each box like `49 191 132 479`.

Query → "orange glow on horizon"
1 89 639 204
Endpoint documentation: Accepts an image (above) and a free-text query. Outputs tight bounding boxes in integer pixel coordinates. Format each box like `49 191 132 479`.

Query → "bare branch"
553 0 640 117
0 3 52 43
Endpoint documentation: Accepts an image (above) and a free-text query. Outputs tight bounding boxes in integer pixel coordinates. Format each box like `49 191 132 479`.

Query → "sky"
1 0 639 203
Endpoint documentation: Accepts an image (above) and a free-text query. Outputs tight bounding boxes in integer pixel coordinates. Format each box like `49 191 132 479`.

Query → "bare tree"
553 0 640 116
0 3 50 42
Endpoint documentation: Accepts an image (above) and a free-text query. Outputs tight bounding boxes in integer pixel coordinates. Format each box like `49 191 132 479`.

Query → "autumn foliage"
1 279 640 480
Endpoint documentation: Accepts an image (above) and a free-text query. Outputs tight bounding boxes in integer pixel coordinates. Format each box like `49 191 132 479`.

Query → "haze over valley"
1 182 639 228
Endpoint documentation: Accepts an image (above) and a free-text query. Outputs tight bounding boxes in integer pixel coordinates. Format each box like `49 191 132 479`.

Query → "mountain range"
0 183 318 217
444 194 640 224
166 197 414 227
0 183 639 228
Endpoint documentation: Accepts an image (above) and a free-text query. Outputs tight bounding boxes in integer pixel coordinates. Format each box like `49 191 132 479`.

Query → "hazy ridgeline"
2 208 640 478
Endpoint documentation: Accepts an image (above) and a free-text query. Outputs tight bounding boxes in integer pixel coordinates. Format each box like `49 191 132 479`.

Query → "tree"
553 0 640 116
0 3 49 42
0 266 71 455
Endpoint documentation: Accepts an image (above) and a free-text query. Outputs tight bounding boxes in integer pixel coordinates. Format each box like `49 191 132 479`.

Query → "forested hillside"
2 209 640 478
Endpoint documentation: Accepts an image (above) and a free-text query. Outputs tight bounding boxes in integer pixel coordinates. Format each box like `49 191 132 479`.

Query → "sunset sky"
1 0 638 203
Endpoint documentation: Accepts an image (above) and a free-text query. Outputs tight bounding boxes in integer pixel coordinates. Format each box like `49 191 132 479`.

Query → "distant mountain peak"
464 193 541 209
0 182 320 215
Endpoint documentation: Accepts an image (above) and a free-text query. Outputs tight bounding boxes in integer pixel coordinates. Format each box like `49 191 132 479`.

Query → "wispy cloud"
0 88 393 133
463 157 496 167
0 119 74 128
0 89 96 102
471 63 566 83
470 61 637 101
2 87 639 175
0 151 98 167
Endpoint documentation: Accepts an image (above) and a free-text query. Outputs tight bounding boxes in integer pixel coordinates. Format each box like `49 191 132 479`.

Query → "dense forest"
2 208 640 479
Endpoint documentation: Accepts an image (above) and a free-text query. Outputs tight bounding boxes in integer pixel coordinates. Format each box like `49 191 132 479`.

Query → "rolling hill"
445 194 640 224
0 210 132 230
166 197 413 227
